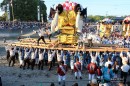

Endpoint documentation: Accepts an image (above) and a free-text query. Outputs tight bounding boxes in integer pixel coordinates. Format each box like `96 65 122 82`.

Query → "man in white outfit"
90 51 99 64
38 49 44 70
48 50 56 71
23 48 32 70
18 47 24 68
70 52 75 74
57 50 63 65
79 53 83 70
9 47 16 67
121 60 130 84
120 51 128 65
63 51 67 65
74 58 82 80
30 48 36 70
45 27 52 42
105 57 113 67
35 28 46 45
57 61 67 86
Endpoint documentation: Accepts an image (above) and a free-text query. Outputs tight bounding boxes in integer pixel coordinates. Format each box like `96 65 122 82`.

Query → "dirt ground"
1 59 130 86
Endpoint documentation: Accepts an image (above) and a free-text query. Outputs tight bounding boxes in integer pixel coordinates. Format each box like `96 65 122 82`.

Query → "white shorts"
58 75 66 82
70 60 74 69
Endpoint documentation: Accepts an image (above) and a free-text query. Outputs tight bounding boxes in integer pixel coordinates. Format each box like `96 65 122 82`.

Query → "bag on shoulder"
96 68 102 76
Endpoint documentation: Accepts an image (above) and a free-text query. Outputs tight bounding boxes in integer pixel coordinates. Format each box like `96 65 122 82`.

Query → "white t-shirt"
38 29 45 37
121 64 130 72
122 57 128 64
105 61 113 67
31 52 35 59
79 55 83 65
120 52 128 64
39 53 43 60
24 52 29 59
48 53 52 61
57 54 62 62
10 50 15 57
127 52 130 60
90 52 98 63
48 51 55 61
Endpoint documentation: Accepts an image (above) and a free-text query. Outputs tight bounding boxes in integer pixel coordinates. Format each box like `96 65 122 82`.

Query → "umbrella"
123 16 130 24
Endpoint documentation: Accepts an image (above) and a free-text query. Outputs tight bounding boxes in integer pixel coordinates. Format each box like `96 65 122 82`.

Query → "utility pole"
37 0 40 21
37 5 40 21
7 4 10 22
41 14 43 24
10 0 14 25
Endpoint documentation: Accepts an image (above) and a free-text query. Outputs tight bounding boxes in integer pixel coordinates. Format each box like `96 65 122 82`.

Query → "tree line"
0 0 127 22
87 15 127 22
0 0 47 22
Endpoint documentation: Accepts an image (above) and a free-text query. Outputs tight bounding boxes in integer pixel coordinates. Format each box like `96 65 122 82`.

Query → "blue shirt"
103 67 114 81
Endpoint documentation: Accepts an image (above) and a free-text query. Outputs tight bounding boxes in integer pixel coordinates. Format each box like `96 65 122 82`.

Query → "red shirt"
74 61 81 72
57 65 67 76
87 63 97 74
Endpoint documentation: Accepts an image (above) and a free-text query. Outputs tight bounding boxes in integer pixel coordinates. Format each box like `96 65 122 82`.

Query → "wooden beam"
9 43 129 52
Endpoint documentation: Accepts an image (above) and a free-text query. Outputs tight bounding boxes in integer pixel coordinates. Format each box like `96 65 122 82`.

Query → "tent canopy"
102 18 113 23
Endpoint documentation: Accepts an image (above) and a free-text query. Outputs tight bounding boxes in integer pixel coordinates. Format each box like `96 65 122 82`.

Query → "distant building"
85 18 91 22
112 17 124 24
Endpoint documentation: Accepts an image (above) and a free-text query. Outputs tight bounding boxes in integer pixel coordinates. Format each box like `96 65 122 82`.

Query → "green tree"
40 0 47 22
1 0 47 21
0 13 7 21
88 15 117 22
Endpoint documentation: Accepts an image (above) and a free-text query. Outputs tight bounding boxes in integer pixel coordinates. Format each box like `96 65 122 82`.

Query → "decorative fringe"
78 19 83 32
51 10 59 32
123 25 125 31
127 24 130 31
125 24 129 36
104 25 106 32
125 31 129 36
76 11 80 32
97 24 100 30
51 20 55 32
54 10 59 26
111 25 114 32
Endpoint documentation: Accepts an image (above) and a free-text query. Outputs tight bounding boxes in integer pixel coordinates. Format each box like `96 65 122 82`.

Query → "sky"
0 0 130 16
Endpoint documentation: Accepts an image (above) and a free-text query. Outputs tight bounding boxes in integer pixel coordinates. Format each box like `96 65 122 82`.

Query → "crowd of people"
0 21 130 49
30 22 130 49
5 45 130 86
0 21 44 30
1 20 130 86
